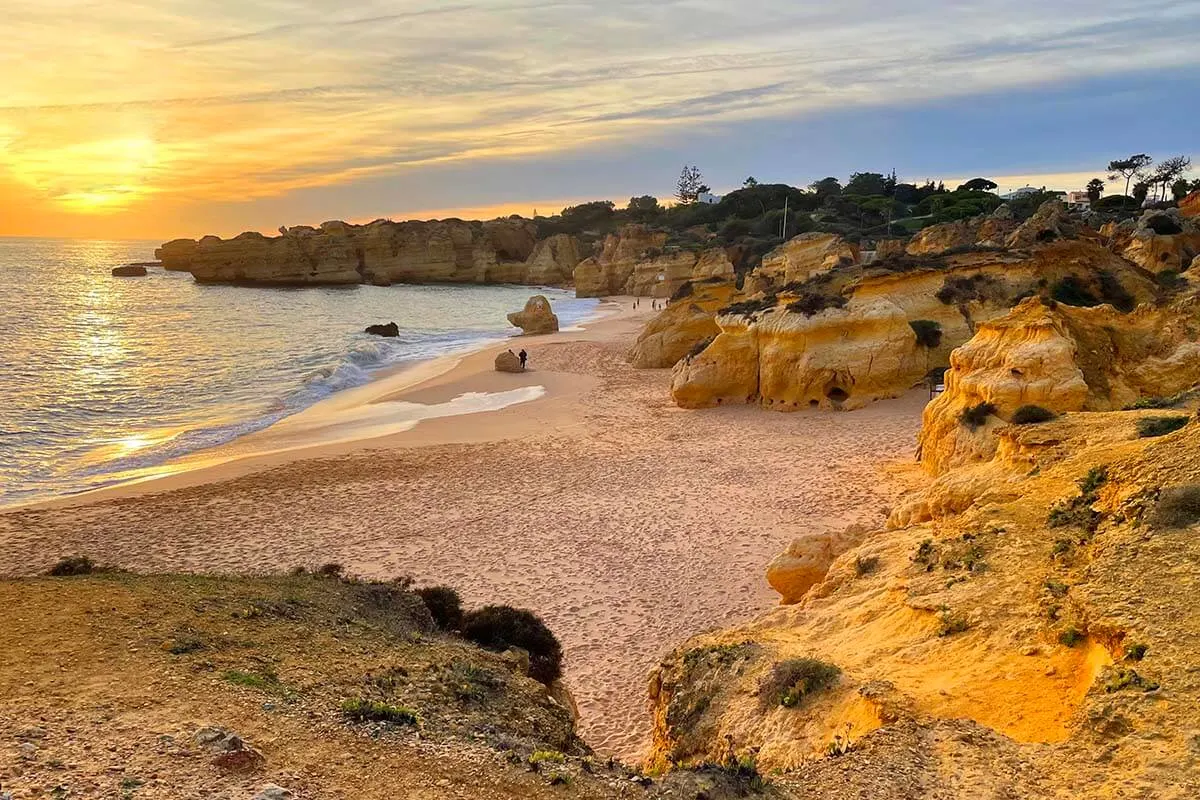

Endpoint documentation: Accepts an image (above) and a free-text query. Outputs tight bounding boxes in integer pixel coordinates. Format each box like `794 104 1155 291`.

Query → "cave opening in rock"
826 387 849 403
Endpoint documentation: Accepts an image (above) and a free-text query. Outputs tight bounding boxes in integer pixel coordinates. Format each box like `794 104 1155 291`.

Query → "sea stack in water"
111 264 148 277
507 295 559 335
364 322 399 337
494 350 525 373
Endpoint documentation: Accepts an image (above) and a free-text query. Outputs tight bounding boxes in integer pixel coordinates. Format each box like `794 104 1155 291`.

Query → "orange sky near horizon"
4 1 1198 243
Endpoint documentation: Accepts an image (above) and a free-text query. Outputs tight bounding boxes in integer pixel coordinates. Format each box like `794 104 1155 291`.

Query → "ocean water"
0 237 598 506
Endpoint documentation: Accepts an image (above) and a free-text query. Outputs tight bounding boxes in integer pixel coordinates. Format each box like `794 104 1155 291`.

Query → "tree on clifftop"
627 195 661 222
743 176 759 188
845 172 887 196
1150 155 1191 203
1108 154 1153 210
1086 178 1105 203
676 165 705 204
958 177 998 193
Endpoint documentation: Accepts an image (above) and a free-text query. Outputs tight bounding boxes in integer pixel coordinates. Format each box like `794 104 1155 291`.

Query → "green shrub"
1047 467 1108 531
909 320 943 348
937 609 970 637
1079 466 1108 496
1104 667 1159 693
1058 627 1084 648
1136 416 1189 438
462 606 563 684
1011 405 1056 425
528 750 566 766
786 291 847 317
719 295 777 318
1125 394 1185 410
317 563 344 578
936 274 998 305
1148 485 1200 529
341 698 420 725
959 402 997 430
758 658 841 709
1124 643 1149 661
1044 580 1069 598
854 554 879 577
222 669 288 694
46 556 99 576
416 586 463 630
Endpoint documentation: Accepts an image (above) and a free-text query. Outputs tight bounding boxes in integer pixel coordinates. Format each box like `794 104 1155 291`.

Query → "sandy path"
0 312 925 759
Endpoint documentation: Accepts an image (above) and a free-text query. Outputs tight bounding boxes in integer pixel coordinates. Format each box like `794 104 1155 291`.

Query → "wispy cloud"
2 0 1198 235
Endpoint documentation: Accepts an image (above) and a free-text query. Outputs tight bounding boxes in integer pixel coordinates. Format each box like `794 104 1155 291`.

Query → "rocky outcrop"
667 240 1157 413
365 322 399 337
111 264 148 277
627 281 738 368
649 406 1200 793
1118 209 1200 274
1004 200 1077 248
573 225 734 298
155 219 581 287
767 525 867 604
507 295 559 335
873 239 907 260
917 295 1200 474
754 233 860 287
672 294 938 411
494 350 525 373
1180 190 1200 219
905 205 1017 256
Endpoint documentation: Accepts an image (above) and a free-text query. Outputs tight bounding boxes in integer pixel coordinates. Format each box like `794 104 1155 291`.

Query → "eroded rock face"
494 350 524 373
767 525 868 604
1180 190 1200 219
573 225 734 298
365 322 399 337
1119 209 1200 274
155 219 580 287
754 233 859 287
111 264 147 277
507 295 559 335
918 296 1200 474
1005 200 1076 249
663 240 1159 414
906 206 1018 256
627 281 737 368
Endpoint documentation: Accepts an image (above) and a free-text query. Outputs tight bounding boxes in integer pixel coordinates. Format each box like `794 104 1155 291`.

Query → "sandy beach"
0 297 927 758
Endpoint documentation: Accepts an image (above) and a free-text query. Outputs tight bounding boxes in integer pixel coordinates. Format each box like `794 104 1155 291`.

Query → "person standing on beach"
518 349 528 370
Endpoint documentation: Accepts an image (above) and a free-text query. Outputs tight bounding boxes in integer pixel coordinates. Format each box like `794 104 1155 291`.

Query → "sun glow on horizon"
3 1 1199 239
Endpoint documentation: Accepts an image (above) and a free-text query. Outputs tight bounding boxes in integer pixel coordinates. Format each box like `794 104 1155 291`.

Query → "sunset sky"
3 0 1198 240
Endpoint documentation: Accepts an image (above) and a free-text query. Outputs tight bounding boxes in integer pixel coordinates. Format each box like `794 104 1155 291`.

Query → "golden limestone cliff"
668 236 1157 412
648 331 1200 797
746 232 860 291
155 219 582 287
1101 208 1200 274
573 225 735 298
914 295 1200 479
626 280 740 368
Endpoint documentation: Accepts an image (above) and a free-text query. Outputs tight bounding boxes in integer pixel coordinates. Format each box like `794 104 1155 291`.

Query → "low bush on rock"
937 608 970 637
959 402 997 430
46 556 100 576
719 295 777 318
1125 393 1186 410
1104 667 1159 693
936 274 999 305
416 586 464 631
758 658 840 709
1136 416 1189 438
785 291 847 317
1148 485 1200 529
341 698 420 725
1047 467 1108 532
462 606 563 684
909 319 943 348
1011 405 1056 424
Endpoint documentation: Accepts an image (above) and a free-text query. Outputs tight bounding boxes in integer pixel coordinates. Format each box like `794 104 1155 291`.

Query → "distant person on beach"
519 349 528 370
